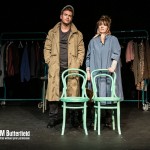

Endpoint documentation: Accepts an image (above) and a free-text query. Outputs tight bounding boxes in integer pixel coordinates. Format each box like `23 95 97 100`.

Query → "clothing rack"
112 29 149 40
0 32 47 113
112 29 149 110
0 32 47 41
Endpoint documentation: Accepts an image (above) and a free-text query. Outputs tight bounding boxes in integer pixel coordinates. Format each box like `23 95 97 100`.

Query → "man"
44 5 85 128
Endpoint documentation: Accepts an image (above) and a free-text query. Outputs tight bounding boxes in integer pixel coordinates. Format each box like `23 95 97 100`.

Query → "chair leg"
83 103 88 135
98 102 101 135
61 102 66 135
94 109 97 131
117 104 121 135
112 110 115 130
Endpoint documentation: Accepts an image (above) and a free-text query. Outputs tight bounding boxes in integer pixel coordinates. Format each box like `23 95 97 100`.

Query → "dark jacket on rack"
0 43 7 87
20 44 30 82
30 41 41 78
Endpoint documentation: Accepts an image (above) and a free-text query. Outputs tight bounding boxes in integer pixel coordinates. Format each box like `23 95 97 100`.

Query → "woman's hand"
108 60 117 72
87 70 91 81
108 67 115 73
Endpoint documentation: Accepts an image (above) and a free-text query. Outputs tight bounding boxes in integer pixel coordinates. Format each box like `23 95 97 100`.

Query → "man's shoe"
54 119 62 126
47 119 62 128
47 120 55 128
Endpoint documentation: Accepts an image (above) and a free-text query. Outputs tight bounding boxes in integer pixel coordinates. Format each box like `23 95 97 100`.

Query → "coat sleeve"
85 39 92 69
77 32 85 66
111 36 121 61
44 30 52 64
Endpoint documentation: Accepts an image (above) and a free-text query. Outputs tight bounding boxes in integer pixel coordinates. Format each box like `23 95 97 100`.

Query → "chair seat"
61 97 89 102
93 97 121 102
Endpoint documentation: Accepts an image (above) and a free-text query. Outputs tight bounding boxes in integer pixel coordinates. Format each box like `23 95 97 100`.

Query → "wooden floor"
0 101 150 150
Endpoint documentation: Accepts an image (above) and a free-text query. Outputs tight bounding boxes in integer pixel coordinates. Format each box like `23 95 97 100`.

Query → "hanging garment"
143 39 150 79
125 40 134 63
20 43 30 82
29 41 41 78
0 43 7 87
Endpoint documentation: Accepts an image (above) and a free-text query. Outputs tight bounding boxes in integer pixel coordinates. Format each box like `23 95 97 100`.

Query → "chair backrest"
61 68 88 98
91 69 117 98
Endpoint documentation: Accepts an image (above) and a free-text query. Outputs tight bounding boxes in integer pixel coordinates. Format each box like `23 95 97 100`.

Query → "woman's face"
98 22 109 34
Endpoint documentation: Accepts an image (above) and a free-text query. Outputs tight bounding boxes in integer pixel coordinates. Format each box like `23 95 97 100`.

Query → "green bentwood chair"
60 68 89 135
91 69 121 135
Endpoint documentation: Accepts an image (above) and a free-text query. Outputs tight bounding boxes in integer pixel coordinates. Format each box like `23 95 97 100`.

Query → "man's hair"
61 5 74 16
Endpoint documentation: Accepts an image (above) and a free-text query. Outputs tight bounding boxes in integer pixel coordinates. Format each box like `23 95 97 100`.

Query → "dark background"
0 0 150 100
0 0 150 45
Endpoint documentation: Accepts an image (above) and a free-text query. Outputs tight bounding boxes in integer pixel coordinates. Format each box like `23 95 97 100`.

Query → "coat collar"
52 22 78 34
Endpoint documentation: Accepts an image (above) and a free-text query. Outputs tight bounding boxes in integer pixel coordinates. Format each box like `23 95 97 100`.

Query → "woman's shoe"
104 117 112 128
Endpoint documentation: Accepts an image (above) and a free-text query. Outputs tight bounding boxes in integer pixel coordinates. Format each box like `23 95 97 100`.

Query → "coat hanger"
18 41 23 48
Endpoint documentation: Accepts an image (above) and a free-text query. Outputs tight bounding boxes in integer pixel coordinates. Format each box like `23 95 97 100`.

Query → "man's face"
60 10 73 25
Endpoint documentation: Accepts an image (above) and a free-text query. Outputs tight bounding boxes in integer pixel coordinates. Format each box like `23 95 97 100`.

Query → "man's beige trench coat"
44 22 85 101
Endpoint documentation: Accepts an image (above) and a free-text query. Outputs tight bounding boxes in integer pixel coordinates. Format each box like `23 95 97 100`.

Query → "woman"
85 15 124 127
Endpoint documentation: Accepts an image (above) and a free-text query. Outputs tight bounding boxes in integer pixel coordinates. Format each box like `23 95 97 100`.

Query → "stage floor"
0 101 150 150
